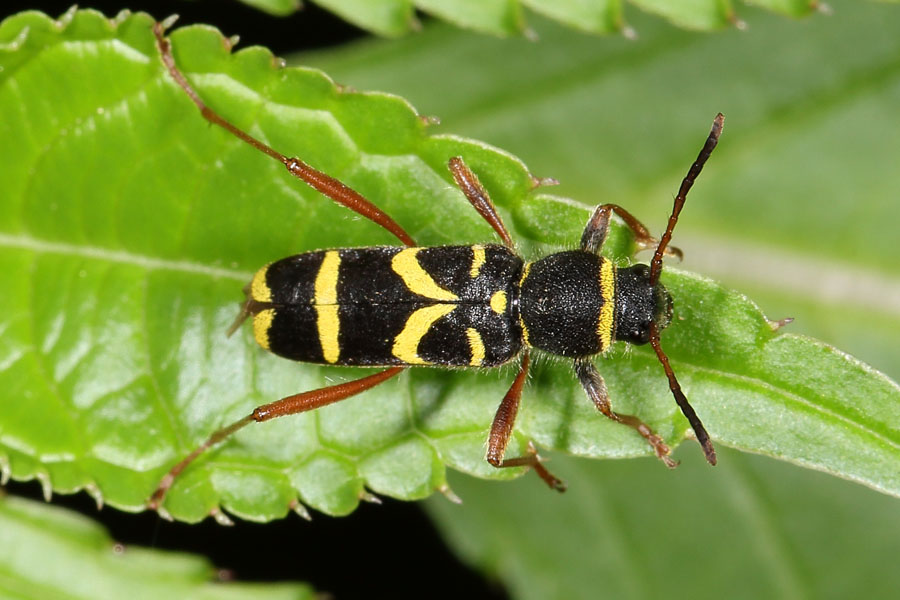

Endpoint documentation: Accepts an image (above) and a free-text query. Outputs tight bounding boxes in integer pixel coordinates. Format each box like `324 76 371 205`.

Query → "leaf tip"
224 34 240 52
419 114 441 126
768 316 795 332
158 12 179 32
57 4 78 29
531 175 559 190
0 21 29 51
85 482 105 510
290 498 313 521
109 9 132 28
210 507 235 526
334 82 356 95
35 470 52 502
150 497 174 521
359 489 382 504
729 11 748 31
438 483 463 505
816 2 834 16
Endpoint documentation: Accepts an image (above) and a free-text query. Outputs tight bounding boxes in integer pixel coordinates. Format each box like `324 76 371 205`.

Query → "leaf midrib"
0 233 251 281
6 231 899 460
625 348 900 461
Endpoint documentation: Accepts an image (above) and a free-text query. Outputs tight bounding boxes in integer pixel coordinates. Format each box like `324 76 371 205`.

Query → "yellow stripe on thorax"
392 304 456 364
391 248 459 301
597 258 616 351
314 250 341 363
470 245 486 278
466 328 485 366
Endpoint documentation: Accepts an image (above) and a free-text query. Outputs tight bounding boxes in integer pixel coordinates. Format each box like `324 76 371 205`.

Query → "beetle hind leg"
148 366 406 513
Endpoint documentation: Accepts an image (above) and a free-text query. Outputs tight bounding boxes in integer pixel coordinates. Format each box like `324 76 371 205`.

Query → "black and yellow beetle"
149 23 721 509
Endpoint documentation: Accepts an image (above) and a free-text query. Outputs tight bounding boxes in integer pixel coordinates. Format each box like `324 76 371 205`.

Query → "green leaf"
309 0 900 493
413 0 528 36
0 494 315 599
520 0 626 34
237 0 302 17
308 8 900 595
309 0 416 37
304 0 900 374
426 447 900 599
628 0 738 30
746 0 818 18
0 8 541 522
2 4 900 527
237 0 843 36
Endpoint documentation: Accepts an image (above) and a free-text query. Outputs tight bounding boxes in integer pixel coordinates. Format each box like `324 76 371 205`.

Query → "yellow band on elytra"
392 248 459 301
392 304 456 364
314 251 341 363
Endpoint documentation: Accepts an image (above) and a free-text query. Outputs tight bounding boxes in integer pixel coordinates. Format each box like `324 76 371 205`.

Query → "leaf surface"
238 0 836 35
0 494 314 599
1 6 899 524
309 0 416 37
312 4 900 596
426 448 900 600
239 0 302 17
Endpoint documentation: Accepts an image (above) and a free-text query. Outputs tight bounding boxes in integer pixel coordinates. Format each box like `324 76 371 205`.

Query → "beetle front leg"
581 204 682 259
448 157 516 248
153 22 416 247
574 359 677 468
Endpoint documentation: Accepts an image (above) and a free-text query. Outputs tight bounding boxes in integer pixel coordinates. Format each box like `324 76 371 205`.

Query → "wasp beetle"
149 23 722 511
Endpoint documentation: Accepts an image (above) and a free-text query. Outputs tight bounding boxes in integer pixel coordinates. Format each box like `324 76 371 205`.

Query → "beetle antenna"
650 113 724 285
646 113 723 466
649 323 716 465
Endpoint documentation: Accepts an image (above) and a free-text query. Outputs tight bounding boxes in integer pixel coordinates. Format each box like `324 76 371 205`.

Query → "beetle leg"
486 351 566 491
574 359 678 468
148 366 406 513
581 204 682 260
152 22 415 247
448 157 516 248
580 204 612 254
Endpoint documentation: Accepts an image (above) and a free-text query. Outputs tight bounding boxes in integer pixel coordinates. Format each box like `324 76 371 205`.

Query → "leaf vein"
0 233 250 280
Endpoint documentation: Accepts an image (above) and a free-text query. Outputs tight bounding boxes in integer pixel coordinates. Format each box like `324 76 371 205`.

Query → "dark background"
1 1 507 598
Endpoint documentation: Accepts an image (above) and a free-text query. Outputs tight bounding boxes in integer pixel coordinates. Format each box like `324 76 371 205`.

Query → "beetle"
149 22 721 511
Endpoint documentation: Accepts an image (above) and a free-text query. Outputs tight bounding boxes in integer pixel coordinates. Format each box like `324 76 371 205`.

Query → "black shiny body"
519 251 613 357
615 264 674 345
254 244 670 367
